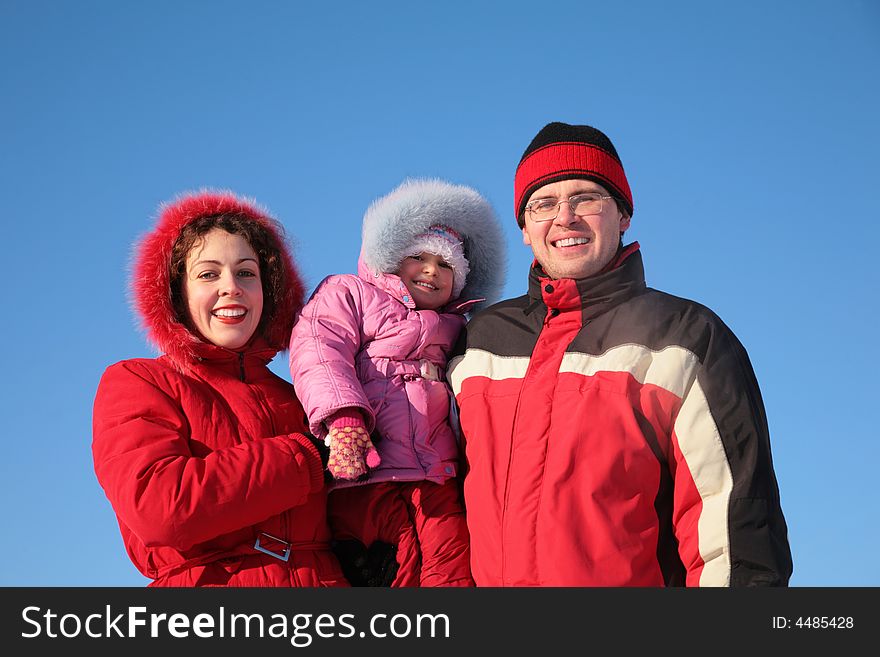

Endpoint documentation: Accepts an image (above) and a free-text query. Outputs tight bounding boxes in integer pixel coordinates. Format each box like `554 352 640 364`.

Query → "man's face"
521 179 630 280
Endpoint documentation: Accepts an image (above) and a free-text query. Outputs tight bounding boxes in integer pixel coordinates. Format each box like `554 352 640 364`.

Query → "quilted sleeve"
289 276 376 439
92 361 324 551
670 319 793 587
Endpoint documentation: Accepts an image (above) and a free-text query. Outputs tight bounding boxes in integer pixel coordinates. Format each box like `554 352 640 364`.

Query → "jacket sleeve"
670 319 793 587
289 276 376 439
92 361 325 551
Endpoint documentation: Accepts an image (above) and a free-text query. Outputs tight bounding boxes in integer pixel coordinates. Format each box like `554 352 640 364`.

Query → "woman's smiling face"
183 228 264 350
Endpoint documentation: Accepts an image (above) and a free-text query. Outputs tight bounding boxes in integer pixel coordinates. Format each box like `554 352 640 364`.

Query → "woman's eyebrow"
191 257 258 266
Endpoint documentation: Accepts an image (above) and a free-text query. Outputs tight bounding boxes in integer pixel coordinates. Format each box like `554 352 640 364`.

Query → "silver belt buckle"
254 532 291 562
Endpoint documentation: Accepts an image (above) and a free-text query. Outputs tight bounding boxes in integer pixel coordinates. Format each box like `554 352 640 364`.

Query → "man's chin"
541 261 600 280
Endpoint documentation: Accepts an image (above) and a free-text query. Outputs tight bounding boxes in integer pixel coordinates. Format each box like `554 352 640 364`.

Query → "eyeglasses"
524 192 613 222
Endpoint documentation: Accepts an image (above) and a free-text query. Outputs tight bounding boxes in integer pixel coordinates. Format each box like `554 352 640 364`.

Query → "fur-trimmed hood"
130 190 304 369
359 178 505 311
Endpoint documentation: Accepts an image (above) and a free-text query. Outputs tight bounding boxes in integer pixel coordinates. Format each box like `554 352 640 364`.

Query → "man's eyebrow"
531 187 600 200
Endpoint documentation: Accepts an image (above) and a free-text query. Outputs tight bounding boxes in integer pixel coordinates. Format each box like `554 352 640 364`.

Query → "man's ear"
522 225 532 246
619 213 631 233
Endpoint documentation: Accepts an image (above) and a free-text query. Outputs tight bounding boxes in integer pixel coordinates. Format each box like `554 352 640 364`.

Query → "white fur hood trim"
360 178 506 310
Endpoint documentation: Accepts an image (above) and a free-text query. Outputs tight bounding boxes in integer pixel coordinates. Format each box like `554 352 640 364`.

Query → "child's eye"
440 261 452 269
408 255 422 261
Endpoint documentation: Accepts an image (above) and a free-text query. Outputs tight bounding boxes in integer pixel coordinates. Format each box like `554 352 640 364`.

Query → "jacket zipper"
235 349 296 581
502 390 527 584
501 306 579 584
502 308 552 582
404 379 428 477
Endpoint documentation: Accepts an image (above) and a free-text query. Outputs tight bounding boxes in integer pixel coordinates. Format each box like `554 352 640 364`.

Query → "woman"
92 190 348 587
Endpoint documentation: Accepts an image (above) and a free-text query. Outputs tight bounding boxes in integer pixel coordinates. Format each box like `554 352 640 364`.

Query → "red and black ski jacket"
448 244 792 586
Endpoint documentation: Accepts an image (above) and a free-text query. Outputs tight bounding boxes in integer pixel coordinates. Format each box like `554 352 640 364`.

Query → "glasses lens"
528 199 558 221
570 194 603 216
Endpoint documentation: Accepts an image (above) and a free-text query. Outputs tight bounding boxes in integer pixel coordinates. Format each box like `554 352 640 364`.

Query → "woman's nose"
220 274 242 296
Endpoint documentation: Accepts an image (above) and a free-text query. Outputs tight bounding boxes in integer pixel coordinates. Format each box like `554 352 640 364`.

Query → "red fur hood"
131 191 304 368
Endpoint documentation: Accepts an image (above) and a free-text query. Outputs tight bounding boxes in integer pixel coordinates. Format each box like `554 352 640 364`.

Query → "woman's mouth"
212 307 248 324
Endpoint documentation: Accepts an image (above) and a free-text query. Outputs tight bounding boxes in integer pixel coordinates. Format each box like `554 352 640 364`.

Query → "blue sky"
2 0 877 586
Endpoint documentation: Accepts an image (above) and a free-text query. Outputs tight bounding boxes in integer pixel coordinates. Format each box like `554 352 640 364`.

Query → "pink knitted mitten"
326 411 381 481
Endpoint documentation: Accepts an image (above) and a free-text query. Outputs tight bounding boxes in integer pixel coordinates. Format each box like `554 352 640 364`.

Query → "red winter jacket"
449 245 792 586
92 191 348 587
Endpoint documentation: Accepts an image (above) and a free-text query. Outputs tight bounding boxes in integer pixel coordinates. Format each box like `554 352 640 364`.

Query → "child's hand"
327 425 381 480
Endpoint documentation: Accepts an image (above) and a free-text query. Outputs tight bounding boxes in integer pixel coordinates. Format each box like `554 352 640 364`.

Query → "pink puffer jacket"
290 257 472 488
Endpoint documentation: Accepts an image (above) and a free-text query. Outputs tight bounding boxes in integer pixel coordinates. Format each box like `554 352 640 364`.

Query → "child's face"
398 252 454 310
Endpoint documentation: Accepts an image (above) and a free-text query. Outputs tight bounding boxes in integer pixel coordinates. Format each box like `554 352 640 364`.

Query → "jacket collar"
358 255 416 308
527 242 647 322
357 255 481 316
187 335 278 379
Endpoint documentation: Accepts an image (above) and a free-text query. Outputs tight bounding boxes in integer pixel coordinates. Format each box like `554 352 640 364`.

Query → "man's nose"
553 201 579 226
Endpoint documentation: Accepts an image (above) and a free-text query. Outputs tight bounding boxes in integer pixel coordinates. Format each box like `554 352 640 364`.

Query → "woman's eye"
238 270 257 278
197 271 217 280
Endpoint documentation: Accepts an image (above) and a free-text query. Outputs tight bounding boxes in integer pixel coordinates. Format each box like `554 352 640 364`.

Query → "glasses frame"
525 193 614 223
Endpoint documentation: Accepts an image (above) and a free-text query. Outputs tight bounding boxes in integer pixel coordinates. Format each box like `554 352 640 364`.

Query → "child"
289 178 505 586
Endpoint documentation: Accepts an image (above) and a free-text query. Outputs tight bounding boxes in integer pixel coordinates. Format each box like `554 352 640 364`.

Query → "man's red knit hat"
514 122 634 227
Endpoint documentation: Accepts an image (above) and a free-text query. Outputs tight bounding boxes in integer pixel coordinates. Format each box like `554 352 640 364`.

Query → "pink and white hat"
403 224 470 300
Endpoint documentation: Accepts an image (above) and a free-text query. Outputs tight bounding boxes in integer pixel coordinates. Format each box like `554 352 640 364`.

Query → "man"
448 122 792 586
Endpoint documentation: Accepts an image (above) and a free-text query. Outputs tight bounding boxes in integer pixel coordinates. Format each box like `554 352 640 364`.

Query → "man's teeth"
414 281 437 290
213 308 246 317
554 237 591 247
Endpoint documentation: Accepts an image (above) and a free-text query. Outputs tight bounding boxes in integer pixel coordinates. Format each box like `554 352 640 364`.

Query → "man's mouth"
552 236 591 248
